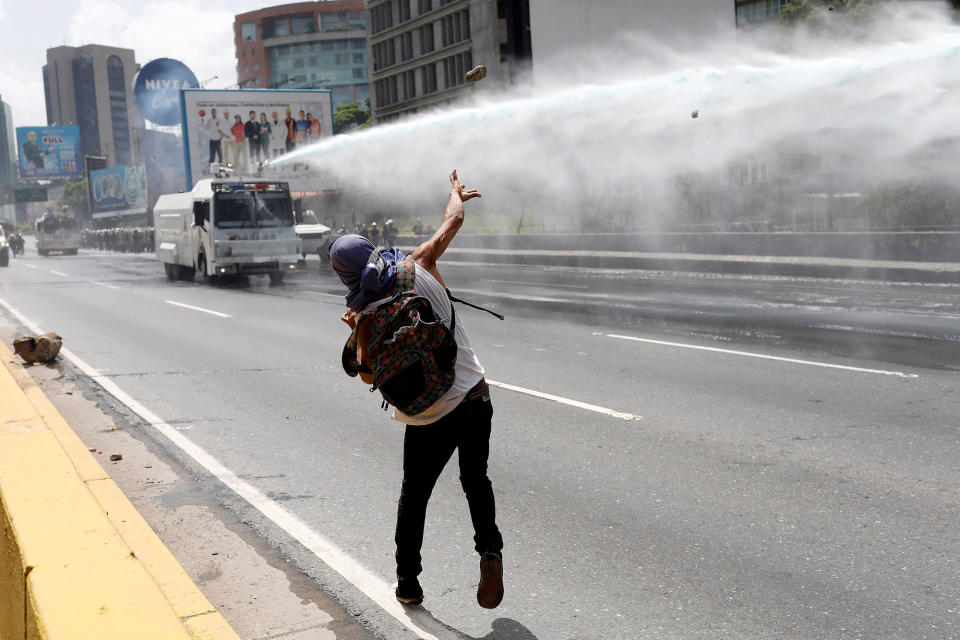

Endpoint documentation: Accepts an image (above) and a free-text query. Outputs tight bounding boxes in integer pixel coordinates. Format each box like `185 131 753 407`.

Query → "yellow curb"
0 342 241 640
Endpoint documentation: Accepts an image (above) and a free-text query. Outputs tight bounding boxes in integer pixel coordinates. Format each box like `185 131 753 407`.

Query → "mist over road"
1 246 957 640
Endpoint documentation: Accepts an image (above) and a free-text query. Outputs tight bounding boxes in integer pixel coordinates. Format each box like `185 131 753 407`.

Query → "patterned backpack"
342 256 458 416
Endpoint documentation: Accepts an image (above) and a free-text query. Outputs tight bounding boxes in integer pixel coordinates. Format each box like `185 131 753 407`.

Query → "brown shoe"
477 552 504 609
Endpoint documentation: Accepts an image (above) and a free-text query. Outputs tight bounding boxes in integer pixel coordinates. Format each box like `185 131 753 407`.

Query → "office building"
0 97 16 188
366 0 529 123
735 0 789 26
43 44 143 167
234 1 369 111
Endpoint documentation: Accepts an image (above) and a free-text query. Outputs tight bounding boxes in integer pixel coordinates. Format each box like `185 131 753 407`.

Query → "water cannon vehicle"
36 211 81 256
153 169 300 284
294 209 332 259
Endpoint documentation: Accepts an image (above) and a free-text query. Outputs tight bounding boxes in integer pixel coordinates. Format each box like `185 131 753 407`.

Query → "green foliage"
333 102 371 134
59 178 89 217
779 0 894 25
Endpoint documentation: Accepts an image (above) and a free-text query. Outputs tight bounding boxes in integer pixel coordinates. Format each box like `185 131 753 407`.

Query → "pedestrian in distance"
331 170 504 610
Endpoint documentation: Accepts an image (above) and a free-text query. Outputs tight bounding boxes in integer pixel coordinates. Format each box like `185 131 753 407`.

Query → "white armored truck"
154 174 300 284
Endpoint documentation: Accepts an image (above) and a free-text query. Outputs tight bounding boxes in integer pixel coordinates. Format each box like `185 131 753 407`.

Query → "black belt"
466 378 489 402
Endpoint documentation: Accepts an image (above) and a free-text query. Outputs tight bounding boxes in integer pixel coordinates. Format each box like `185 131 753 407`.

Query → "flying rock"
466 65 488 82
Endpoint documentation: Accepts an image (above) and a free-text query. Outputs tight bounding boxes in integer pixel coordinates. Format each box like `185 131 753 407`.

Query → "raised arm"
412 169 481 285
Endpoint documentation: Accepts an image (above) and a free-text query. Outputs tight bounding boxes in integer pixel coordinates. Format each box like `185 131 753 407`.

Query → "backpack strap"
448 292 505 320
342 315 373 376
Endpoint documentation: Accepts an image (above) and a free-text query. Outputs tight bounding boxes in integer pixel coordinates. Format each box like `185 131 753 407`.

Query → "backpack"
342 256 459 416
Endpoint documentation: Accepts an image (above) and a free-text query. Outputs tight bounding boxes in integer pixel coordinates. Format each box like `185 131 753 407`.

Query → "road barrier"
0 341 241 640
398 231 960 282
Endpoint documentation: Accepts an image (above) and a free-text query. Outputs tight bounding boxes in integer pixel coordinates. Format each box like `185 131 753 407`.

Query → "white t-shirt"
205 118 227 141
363 263 484 426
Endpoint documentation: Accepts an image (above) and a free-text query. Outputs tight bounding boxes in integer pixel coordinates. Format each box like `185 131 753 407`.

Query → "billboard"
135 58 199 126
17 126 82 180
180 89 334 191
89 165 148 218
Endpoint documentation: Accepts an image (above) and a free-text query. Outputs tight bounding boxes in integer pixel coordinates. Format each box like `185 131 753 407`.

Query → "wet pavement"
1 244 958 639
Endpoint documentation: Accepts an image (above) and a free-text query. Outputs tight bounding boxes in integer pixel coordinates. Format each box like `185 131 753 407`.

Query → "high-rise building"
366 0 526 124
0 97 16 188
234 1 369 113
42 44 143 168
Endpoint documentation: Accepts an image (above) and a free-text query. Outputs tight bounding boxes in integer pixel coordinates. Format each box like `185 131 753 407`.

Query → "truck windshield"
38 217 77 233
214 191 294 229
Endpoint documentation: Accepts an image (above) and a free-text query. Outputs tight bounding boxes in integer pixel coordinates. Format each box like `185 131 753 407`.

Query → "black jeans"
208 140 222 163
395 392 503 578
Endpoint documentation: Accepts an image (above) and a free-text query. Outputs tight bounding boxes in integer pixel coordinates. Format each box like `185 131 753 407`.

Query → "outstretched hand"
449 169 481 202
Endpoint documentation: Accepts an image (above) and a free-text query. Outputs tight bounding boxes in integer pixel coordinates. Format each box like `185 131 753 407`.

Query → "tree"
333 102 371 134
59 178 89 217
779 0 937 25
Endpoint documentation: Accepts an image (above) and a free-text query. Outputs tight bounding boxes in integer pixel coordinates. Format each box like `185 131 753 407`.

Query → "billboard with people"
179 89 334 191
89 165 148 218
16 126 82 180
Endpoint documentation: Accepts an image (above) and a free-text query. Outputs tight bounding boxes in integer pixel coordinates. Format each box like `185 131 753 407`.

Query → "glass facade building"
42 44 142 169
235 2 369 115
0 100 16 188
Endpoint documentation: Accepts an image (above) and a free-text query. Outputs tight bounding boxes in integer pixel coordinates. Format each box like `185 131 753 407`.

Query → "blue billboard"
89 165 148 218
17 126 82 179
135 58 199 126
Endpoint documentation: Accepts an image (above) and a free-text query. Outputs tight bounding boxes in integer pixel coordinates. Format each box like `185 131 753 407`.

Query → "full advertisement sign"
16 126 82 180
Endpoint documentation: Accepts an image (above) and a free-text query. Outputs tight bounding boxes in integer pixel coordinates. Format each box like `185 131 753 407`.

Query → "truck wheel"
38 249 47 257
178 266 196 281
163 263 177 280
269 272 285 285
198 254 217 284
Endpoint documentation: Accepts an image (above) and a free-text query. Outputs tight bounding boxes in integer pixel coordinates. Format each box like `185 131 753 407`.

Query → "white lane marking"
49 270 68 277
303 291 345 300
91 281 120 290
21 263 39 269
0 294 453 640
598 333 919 379
165 300 231 318
487 279 589 290
486 379 641 421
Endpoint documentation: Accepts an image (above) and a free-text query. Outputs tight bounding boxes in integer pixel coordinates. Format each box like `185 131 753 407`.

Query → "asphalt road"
1 244 958 640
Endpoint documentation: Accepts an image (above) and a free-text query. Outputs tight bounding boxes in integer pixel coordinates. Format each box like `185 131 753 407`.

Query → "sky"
0 0 277 131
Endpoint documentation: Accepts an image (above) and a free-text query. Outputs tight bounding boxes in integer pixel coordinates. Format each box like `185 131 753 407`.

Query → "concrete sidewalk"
0 340 241 640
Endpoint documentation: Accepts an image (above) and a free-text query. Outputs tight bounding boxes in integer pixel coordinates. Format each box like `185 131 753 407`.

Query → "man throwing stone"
330 170 504 609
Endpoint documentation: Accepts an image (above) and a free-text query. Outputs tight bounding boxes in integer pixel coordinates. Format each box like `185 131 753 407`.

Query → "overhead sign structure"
179 88 335 191
15 187 48 203
89 165 148 219
16 126 82 180
135 58 199 126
